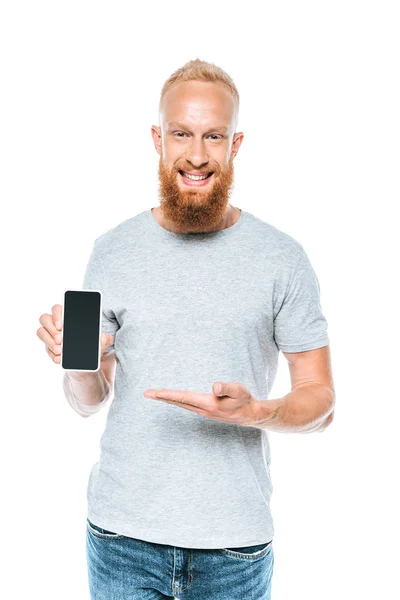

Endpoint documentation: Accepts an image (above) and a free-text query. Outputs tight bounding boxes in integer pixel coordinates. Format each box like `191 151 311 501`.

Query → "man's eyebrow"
166 122 229 134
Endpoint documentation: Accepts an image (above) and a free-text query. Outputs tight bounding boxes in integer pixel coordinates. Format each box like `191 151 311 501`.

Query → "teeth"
182 172 209 181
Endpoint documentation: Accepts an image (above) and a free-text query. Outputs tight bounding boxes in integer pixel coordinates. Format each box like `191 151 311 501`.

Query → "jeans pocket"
220 540 273 560
86 518 124 540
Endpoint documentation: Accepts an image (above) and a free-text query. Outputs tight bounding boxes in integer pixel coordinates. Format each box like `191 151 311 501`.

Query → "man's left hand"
143 381 260 426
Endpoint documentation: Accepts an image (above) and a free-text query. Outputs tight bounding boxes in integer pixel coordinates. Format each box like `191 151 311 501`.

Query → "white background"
1 1 399 598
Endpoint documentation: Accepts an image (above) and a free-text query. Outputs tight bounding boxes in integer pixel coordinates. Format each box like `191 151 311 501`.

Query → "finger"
37 324 62 352
145 389 212 410
45 343 61 363
100 332 113 352
213 381 244 398
154 390 203 406
37 312 63 349
102 332 114 346
156 398 211 417
51 304 63 331
39 312 61 341
159 399 231 423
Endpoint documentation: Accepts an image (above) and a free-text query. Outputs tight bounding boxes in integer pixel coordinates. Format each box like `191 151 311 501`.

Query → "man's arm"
252 345 335 433
63 351 116 418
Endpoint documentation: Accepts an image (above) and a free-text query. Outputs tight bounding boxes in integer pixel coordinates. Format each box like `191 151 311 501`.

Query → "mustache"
175 166 219 175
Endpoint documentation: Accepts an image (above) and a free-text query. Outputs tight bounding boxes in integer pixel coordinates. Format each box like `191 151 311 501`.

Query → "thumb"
101 332 113 349
213 382 225 396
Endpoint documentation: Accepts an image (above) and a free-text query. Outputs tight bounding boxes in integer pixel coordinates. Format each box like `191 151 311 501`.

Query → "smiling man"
62 58 335 600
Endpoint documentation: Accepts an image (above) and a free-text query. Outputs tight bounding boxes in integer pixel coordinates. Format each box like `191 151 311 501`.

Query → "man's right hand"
37 303 114 365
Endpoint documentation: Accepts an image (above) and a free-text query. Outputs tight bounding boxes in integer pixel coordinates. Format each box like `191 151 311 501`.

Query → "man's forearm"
251 384 335 433
63 370 111 417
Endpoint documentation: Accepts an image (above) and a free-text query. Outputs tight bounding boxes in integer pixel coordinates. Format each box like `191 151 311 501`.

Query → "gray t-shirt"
78 207 329 549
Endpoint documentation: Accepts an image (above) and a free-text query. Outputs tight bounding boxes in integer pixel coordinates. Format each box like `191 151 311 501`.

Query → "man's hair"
159 58 239 124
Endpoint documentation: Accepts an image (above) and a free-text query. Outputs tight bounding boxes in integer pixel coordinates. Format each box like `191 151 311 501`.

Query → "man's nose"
186 138 209 167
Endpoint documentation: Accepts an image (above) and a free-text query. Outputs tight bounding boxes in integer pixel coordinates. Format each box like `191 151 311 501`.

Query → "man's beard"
157 156 235 233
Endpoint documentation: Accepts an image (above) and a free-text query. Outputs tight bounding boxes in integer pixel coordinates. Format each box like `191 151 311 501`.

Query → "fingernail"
216 384 222 394
56 321 62 330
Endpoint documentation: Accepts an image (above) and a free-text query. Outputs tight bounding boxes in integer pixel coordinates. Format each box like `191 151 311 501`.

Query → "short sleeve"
273 246 329 353
82 244 119 354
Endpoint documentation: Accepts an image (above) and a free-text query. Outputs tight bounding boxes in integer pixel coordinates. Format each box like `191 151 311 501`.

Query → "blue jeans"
86 518 274 599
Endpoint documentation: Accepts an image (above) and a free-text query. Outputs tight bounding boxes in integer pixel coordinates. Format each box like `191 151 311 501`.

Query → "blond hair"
159 58 239 123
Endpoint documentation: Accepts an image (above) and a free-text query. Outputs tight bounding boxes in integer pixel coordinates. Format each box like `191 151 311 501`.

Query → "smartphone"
61 289 102 372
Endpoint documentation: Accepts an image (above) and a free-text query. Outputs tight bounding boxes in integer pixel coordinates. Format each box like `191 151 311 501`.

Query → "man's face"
151 80 243 232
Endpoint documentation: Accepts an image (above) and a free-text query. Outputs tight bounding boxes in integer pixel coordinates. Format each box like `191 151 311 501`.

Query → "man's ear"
231 131 244 159
151 125 162 156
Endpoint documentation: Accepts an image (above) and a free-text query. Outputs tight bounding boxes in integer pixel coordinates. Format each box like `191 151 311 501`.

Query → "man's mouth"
178 170 214 186
179 170 214 181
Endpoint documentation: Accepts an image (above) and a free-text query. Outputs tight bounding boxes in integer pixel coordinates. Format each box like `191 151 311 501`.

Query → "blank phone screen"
61 290 101 372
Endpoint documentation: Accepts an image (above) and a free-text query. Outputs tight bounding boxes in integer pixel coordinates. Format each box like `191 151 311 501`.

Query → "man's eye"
174 132 222 140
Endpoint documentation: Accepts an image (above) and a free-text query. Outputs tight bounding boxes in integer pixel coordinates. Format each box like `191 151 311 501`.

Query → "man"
64 58 335 599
